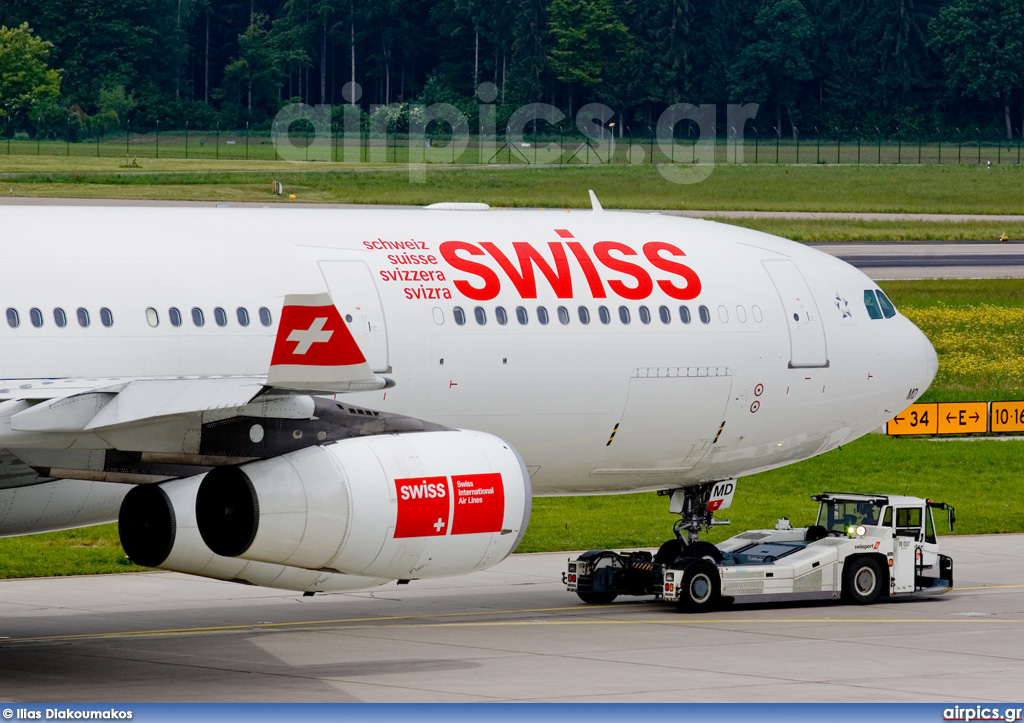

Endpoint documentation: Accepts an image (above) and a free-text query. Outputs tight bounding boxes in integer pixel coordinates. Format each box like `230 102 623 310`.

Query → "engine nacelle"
119 475 390 593
194 430 532 580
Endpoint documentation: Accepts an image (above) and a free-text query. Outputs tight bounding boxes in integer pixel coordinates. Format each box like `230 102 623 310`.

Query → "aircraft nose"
902 317 938 396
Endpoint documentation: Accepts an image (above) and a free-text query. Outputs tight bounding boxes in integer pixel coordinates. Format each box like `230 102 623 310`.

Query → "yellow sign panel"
991 401 1024 432
887 403 938 435
937 402 988 434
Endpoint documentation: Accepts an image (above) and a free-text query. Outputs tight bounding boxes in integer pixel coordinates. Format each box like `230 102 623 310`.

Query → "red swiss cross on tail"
266 293 388 392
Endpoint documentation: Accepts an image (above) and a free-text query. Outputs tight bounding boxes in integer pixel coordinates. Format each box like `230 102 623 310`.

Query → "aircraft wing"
0 293 413 487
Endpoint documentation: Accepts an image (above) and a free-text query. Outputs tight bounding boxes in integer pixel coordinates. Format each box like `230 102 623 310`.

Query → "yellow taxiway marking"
952 584 1024 591
6 607 1024 644
3 605 619 643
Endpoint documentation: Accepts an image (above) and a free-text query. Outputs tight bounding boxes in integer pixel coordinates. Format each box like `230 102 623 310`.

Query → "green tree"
728 0 815 137
0 22 62 131
930 0 1024 139
548 0 632 114
223 13 306 116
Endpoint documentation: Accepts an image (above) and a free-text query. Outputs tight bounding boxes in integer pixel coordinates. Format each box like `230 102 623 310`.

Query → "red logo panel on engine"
450 473 505 535
392 473 506 538
393 476 450 538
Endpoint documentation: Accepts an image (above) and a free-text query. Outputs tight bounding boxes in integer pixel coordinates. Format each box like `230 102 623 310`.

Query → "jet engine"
191 430 531 581
119 475 391 593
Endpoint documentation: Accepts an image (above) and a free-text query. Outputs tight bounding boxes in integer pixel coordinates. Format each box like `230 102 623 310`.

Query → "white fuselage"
1 205 937 496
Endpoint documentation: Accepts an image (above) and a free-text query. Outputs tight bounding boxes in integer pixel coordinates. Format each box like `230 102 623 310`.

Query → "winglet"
588 190 603 212
267 293 389 392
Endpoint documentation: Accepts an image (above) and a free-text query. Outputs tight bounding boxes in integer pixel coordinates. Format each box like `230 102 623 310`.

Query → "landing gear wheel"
843 557 883 604
654 538 685 565
672 559 721 613
679 541 723 563
576 591 618 605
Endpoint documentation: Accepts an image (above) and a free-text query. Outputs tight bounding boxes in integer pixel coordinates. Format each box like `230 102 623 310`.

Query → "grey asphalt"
0 535 1022 703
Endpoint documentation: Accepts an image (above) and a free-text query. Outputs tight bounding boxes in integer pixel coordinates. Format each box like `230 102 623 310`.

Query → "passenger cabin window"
6 308 18 328
191 307 205 327
618 306 630 324
29 308 43 328
259 307 273 327
145 308 159 327
474 306 486 325
659 306 671 324
557 306 570 325
169 307 182 327
864 290 883 320
100 308 114 327
578 306 590 325
698 305 711 324
453 306 466 325
599 306 611 324
54 308 67 328
495 306 508 325
516 306 528 325
638 306 651 324
214 307 227 327
536 306 549 325
718 305 729 323
236 307 249 327
736 305 747 323
679 305 691 324
77 308 90 327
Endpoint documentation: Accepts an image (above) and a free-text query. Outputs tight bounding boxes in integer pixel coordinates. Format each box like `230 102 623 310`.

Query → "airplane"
0 199 937 595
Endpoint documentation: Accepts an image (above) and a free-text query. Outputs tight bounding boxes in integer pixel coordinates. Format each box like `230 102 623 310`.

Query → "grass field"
0 277 1019 578
721 218 1024 242
4 163 1024 216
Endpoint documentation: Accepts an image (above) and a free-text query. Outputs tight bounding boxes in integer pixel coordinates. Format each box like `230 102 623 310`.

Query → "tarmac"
1 534 1022 703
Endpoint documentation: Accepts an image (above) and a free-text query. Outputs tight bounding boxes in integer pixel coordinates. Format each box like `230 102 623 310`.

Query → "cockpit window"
876 290 897 318
863 290 883 320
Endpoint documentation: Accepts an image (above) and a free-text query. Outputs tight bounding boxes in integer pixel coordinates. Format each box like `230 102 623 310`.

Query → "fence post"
126 119 130 156
66 117 70 156
156 120 160 158
918 137 921 164
216 122 220 160
245 121 249 160
977 128 981 164
815 127 820 164
185 121 189 159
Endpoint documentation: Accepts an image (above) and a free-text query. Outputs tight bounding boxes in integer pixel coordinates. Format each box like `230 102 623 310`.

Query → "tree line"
1 0 1023 138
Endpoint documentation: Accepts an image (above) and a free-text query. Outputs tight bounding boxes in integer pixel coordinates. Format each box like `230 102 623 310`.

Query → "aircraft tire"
679 541 723 563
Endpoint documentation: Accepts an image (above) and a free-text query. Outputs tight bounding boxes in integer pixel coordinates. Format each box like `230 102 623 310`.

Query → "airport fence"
2 124 1024 166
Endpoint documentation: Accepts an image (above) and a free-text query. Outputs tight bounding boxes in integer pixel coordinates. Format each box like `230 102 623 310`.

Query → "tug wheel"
843 557 883 604
672 558 721 613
